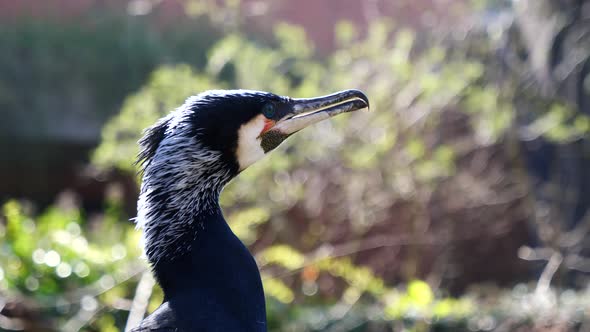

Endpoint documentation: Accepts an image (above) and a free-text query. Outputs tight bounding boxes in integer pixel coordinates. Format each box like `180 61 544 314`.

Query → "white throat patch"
236 114 267 171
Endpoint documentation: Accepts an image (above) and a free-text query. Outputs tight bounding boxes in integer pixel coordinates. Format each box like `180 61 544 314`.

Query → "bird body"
131 89 369 331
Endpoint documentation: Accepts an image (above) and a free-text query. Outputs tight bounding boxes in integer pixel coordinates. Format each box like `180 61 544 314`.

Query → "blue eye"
263 104 276 118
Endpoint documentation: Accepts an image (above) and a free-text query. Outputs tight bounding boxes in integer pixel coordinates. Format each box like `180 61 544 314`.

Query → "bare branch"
125 272 156 332
535 251 563 296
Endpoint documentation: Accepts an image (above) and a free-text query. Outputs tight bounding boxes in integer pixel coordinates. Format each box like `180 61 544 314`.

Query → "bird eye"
262 103 276 118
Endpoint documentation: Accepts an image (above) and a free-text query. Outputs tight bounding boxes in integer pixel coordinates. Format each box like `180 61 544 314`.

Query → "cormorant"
130 89 369 332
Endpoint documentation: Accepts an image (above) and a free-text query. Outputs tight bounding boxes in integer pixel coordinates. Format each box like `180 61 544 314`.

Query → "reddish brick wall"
0 0 467 50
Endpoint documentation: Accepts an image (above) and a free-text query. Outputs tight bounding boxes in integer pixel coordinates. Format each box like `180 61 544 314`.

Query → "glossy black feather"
130 303 179 332
134 211 267 332
136 114 173 173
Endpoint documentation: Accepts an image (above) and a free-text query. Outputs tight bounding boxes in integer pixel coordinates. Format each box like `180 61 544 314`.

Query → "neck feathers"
136 114 233 265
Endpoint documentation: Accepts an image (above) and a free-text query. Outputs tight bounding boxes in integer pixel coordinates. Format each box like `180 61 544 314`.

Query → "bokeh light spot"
56 262 72 278
44 250 61 267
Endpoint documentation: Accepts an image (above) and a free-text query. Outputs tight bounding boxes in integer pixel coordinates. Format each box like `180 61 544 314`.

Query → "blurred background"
0 0 589 331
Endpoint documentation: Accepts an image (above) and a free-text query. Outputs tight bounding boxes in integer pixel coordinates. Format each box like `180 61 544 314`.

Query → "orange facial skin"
259 118 276 137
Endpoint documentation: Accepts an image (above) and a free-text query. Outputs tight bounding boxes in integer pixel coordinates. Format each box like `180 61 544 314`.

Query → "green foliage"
523 104 590 142
383 280 472 320
0 198 143 330
227 207 271 245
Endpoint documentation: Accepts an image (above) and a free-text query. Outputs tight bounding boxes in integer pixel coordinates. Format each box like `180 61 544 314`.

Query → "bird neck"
153 211 263 292
137 169 267 329
136 135 235 266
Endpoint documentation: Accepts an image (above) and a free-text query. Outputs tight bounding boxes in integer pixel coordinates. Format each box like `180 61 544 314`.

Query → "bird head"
138 89 369 177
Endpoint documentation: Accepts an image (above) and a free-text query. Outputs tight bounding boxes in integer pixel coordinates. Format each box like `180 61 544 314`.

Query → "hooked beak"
273 89 370 135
